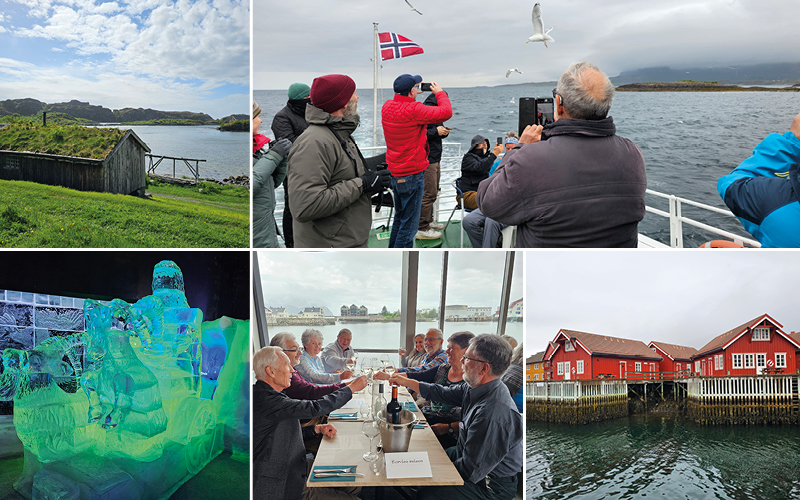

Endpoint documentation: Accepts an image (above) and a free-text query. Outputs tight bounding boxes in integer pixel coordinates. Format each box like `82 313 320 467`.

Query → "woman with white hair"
296 328 352 384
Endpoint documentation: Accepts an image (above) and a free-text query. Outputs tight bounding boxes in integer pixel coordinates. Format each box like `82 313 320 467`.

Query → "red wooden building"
692 314 800 376
786 331 800 374
544 329 663 380
648 341 697 378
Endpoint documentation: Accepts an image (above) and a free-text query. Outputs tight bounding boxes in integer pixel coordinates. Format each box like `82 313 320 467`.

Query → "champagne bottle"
372 382 386 418
387 385 402 424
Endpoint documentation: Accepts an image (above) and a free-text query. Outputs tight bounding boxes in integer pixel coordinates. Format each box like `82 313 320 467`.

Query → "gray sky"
257 250 523 314
526 251 800 358
254 0 799 90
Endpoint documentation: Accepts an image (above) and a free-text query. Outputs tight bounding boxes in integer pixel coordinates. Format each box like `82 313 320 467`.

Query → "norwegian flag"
379 32 424 61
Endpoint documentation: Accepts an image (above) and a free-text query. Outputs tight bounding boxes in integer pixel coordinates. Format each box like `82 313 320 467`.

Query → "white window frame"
695 361 700 373
744 353 754 369
534 363 539 370
635 362 642 372
576 360 584 374
776 353 787 369
752 327 770 341
557 362 564 375
564 339 575 352
732 353 742 369
714 354 723 371
534 373 539 381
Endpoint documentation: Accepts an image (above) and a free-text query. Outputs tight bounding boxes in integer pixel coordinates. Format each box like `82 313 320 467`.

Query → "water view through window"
255 251 523 366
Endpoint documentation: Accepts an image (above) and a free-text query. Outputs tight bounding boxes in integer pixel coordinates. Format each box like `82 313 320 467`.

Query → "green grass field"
146 179 250 210
0 180 249 248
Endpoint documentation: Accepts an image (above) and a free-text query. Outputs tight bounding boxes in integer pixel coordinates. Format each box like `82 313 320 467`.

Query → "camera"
420 82 432 92
518 97 555 135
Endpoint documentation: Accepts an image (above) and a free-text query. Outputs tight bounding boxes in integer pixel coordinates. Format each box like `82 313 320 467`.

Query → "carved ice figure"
81 298 167 436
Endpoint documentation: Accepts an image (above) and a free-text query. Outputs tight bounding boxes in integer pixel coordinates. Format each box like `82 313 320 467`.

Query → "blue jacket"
717 131 800 248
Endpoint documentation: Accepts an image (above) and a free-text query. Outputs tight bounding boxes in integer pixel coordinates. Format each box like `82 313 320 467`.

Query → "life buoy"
699 240 745 248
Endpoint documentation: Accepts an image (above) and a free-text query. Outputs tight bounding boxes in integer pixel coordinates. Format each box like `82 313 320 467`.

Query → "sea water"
527 414 800 499
255 87 800 246
96 124 249 180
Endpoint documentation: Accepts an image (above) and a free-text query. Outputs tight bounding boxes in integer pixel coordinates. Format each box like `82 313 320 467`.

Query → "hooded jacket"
382 92 453 177
287 105 371 248
458 136 497 193
477 117 647 247
271 99 310 142
717 131 800 247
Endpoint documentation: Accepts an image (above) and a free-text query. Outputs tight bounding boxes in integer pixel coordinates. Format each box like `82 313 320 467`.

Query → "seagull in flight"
404 0 423 15
506 68 523 78
526 3 554 47
510 97 515 104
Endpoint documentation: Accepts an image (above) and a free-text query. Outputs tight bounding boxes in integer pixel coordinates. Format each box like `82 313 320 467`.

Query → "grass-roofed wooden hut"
0 124 150 195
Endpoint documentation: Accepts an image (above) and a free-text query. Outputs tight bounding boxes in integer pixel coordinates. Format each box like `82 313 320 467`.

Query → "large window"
254 251 522 366
744 353 754 369
752 327 770 341
732 353 742 369
576 360 584 374
776 353 787 368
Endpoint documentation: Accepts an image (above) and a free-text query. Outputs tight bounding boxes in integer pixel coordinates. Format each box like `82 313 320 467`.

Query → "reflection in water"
527 414 800 499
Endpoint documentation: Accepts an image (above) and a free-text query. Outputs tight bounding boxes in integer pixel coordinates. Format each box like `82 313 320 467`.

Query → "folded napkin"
309 465 358 482
328 415 359 421
401 402 419 412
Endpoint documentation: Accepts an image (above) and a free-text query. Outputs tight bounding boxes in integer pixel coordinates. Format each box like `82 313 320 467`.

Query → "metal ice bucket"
376 409 418 453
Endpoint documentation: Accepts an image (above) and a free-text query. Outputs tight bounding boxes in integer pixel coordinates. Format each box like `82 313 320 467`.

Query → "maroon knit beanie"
311 74 356 113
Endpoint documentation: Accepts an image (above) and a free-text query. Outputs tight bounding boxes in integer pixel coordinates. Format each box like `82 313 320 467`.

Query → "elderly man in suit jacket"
252 346 367 500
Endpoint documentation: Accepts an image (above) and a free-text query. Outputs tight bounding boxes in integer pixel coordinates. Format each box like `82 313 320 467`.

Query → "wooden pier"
686 374 800 424
527 374 800 425
146 154 206 183
526 380 628 424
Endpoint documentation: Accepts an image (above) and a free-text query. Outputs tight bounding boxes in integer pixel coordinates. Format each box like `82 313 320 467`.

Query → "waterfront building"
526 351 546 381
544 329 663 380
508 298 524 318
269 306 289 318
691 313 800 376
648 341 697 377
299 307 324 318
340 304 368 317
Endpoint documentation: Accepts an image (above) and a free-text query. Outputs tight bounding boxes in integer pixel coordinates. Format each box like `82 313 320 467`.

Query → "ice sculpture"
0 260 248 500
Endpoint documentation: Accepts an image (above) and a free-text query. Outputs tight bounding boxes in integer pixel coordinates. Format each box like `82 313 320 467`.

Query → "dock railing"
146 154 206 184
686 374 800 403
526 379 628 403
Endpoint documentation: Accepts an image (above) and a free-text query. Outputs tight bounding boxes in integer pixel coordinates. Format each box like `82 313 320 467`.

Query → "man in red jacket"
382 74 453 247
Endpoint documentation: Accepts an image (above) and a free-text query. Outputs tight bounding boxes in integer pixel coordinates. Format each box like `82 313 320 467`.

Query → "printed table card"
384 452 433 479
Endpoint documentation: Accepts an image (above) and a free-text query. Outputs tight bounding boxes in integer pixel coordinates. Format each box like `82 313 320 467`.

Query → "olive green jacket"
287 106 371 248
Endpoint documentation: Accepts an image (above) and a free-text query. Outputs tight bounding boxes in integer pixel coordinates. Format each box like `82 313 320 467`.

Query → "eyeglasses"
424 338 442 343
283 349 299 353
462 354 489 365
552 88 563 107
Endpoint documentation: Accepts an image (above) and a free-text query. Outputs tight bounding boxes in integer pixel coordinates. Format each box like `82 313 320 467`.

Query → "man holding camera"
477 62 647 247
288 74 391 248
382 74 453 247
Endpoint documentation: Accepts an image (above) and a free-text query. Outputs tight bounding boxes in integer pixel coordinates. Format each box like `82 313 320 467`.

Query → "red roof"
648 341 697 361
694 313 798 357
548 329 662 361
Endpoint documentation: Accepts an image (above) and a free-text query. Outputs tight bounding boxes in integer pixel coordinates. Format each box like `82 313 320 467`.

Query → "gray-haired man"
477 61 647 247
391 334 522 499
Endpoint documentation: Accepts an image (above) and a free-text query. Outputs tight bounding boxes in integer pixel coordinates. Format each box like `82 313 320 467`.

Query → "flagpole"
373 22 379 148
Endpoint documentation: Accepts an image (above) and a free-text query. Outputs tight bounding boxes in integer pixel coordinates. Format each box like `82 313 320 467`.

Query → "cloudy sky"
257 250 523 314
527 251 800 357
0 0 248 118
255 0 799 90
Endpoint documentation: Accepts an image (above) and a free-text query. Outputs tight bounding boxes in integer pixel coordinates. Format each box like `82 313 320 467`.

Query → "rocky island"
616 81 800 92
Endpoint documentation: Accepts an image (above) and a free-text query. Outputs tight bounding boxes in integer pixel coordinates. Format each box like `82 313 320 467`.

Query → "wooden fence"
686 375 800 424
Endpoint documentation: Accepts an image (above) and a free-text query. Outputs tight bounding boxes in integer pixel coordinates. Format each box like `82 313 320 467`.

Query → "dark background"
0 251 249 322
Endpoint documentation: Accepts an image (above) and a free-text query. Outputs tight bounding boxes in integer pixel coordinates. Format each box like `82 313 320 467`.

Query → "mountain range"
0 98 246 124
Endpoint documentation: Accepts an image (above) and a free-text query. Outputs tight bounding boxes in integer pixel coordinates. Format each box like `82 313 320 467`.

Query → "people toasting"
389 334 523 500
296 328 353 385
252 346 367 500
396 328 448 374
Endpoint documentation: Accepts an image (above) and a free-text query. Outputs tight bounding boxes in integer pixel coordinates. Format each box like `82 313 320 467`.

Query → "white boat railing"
273 150 761 249
645 189 761 248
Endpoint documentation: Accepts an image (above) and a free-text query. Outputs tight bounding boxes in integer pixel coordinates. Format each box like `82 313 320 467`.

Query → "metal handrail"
645 189 760 248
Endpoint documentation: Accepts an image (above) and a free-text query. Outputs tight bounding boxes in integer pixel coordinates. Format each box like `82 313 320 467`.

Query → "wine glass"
369 451 384 475
380 354 390 369
361 420 380 461
346 355 357 374
359 402 372 420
